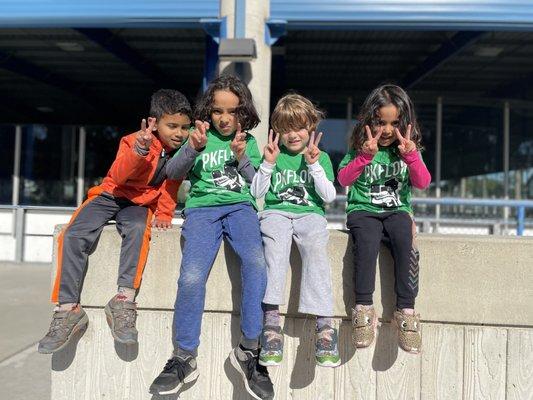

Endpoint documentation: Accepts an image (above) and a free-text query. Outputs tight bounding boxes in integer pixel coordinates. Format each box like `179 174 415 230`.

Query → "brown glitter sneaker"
393 310 421 354
351 306 378 348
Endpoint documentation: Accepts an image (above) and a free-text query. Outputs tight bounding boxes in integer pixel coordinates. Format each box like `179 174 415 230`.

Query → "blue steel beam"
401 31 485 89
76 28 171 86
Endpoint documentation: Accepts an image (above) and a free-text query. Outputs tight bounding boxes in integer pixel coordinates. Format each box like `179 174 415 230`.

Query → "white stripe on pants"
259 210 334 316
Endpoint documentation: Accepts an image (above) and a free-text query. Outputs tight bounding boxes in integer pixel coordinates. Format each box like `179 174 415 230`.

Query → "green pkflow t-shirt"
180 129 261 209
338 147 413 214
264 147 334 216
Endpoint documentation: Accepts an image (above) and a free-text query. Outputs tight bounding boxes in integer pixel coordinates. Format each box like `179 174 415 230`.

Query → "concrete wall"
50 226 533 399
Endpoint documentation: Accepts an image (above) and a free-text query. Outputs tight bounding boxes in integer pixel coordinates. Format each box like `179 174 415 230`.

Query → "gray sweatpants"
260 211 334 316
51 192 152 304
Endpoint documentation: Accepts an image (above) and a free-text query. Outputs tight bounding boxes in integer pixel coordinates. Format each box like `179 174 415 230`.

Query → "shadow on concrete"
149 376 199 400
51 322 88 371
114 340 138 362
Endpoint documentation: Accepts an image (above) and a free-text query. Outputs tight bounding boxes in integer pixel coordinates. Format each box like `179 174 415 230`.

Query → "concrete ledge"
52 225 533 327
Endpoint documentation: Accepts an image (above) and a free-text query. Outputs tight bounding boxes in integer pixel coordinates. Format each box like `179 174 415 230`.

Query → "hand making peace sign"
362 125 382 156
263 129 280 164
230 123 247 161
304 131 323 165
135 117 156 150
395 124 416 154
189 120 209 151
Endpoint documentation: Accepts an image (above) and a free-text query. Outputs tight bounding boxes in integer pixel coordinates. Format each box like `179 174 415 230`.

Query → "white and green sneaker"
315 325 341 367
259 325 283 366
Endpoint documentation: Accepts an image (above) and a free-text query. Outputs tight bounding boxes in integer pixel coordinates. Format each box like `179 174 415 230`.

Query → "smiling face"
211 90 239 136
279 128 310 154
372 104 400 147
156 112 192 150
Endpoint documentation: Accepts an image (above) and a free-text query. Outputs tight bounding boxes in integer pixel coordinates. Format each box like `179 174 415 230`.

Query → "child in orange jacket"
38 89 191 354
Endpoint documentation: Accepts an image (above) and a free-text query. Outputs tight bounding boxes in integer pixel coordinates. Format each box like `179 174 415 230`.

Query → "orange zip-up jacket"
94 132 182 222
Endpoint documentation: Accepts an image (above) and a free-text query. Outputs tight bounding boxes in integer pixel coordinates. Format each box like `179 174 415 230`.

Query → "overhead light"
218 39 256 62
474 46 503 57
56 42 85 52
37 106 54 113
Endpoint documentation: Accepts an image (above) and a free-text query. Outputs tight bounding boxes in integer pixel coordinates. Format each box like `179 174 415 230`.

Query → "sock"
240 336 259 351
263 304 280 327
355 304 374 311
316 316 333 331
56 303 77 312
400 308 415 315
117 287 136 302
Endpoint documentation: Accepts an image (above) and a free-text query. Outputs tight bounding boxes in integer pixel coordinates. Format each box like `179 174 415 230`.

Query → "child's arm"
337 152 374 187
153 178 181 227
401 150 431 189
308 162 337 203
250 161 274 199
166 121 208 180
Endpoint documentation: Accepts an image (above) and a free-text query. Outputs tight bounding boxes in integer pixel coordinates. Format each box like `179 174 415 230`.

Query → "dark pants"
347 210 419 309
51 191 152 304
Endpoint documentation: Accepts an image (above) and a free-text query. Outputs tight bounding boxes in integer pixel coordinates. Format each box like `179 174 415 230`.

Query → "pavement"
0 262 54 400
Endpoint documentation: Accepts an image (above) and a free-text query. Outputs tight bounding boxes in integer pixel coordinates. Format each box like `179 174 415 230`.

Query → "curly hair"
149 89 192 120
194 74 260 131
271 93 325 134
351 84 423 152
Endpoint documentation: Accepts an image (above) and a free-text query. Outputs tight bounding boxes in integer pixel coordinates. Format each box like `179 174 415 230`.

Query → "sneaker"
393 310 422 354
229 345 274 400
149 354 199 395
315 325 340 367
38 305 89 354
259 325 283 366
351 306 378 348
104 295 138 344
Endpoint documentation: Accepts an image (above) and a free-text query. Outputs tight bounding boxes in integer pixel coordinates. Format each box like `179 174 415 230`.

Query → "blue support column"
200 17 226 92
517 206 525 236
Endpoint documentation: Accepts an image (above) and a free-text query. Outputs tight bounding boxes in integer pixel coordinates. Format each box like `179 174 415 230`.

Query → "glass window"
0 125 15 204
19 125 78 206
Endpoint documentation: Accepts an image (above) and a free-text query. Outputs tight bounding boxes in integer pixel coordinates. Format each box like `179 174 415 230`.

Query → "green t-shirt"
338 147 413 214
179 129 261 209
264 147 334 216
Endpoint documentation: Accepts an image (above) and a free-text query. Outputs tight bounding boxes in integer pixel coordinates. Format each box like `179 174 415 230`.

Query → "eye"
401 321 407 329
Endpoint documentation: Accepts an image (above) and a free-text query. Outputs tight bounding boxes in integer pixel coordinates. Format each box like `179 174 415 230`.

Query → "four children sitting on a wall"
38 76 431 400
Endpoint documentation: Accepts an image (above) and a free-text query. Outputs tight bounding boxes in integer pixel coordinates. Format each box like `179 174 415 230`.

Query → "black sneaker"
229 345 274 400
149 354 199 395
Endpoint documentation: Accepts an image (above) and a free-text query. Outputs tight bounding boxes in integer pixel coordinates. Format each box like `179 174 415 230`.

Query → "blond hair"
271 93 324 134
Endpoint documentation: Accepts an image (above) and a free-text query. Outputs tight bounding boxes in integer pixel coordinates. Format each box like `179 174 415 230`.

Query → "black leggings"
347 210 419 309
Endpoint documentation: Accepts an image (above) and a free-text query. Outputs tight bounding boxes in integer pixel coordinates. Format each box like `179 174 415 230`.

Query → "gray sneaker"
38 305 89 354
104 295 138 345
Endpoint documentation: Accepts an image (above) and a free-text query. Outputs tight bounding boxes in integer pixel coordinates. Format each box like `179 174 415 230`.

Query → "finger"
406 124 412 141
268 129 273 145
204 121 210 131
237 122 242 136
314 132 323 147
365 125 373 141
141 118 147 132
195 120 204 132
374 129 382 141
273 131 279 146
147 117 156 131
308 131 315 148
394 128 404 142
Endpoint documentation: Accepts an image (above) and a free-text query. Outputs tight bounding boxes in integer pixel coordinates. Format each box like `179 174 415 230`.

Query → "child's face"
156 112 192 150
372 104 400 147
279 128 310 154
211 90 239 136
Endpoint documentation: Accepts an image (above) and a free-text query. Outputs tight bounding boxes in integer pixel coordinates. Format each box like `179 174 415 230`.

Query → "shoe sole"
151 369 200 395
104 304 137 345
229 350 264 400
258 358 282 367
316 359 341 368
38 313 89 354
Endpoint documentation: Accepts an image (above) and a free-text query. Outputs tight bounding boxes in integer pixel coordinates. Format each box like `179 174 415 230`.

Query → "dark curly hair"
194 74 260 131
149 89 192 120
351 84 423 152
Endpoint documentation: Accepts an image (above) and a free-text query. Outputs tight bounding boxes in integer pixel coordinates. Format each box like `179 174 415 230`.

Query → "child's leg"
223 203 267 349
52 194 119 304
114 204 153 297
292 213 333 317
259 212 293 314
173 207 224 356
346 211 384 306
382 211 418 309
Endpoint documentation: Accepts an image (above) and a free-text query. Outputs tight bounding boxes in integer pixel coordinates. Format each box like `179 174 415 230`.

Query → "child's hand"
304 131 322 165
264 129 280 164
152 218 171 230
362 125 382 155
189 120 209 151
135 118 156 150
395 124 416 154
231 123 247 161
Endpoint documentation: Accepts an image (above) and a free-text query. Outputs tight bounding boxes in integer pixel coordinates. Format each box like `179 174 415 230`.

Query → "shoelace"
316 329 335 351
114 307 137 329
47 313 69 337
263 330 282 351
163 357 188 381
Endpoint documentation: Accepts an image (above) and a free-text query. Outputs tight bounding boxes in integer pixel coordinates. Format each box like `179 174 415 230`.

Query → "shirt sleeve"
307 152 336 203
337 150 374 187
165 141 200 180
250 160 274 199
108 136 151 185
154 179 181 222
401 150 432 189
